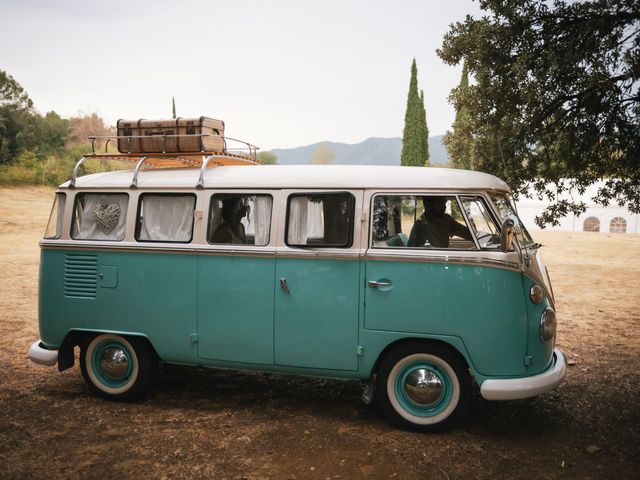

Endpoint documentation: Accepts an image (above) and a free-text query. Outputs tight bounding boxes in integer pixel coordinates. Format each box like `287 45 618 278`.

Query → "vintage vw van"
29 157 566 432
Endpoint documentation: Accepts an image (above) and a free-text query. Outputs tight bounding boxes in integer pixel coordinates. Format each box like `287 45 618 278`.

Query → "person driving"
211 197 248 244
408 196 473 248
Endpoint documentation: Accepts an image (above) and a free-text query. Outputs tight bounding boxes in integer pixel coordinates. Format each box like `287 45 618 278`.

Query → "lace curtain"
288 196 325 245
139 195 195 242
251 196 272 246
72 193 128 241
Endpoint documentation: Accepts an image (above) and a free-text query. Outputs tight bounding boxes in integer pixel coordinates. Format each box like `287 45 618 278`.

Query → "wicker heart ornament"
92 204 121 233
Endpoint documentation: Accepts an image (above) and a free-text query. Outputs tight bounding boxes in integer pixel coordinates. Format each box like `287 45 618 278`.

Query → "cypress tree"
446 60 474 170
172 97 176 119
401 59 429 167
419 90 430 166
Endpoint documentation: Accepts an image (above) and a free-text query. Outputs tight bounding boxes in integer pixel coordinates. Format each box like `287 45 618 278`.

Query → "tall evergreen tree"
445 61 474 170
401 59 429 166
172 97 176 119
419 90 430 166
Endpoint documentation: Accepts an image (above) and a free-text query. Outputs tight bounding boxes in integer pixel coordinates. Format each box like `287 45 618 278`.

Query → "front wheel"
376 342 471 432
80 334 156 401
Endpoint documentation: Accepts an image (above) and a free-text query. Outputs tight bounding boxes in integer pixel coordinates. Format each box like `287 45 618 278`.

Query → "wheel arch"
57 329 160 372
370 337 473 379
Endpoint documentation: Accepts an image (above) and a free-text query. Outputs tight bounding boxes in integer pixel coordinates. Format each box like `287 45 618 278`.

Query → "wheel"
376 342 471 432
80 333 156 401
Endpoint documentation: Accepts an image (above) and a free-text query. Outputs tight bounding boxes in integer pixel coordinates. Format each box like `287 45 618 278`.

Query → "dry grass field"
1 186 639 479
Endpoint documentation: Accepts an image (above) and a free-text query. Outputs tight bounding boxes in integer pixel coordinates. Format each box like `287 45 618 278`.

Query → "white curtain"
307 200 324 240
253 196 272 246
139 195 195 242
288 196 309 245
73 194 128 241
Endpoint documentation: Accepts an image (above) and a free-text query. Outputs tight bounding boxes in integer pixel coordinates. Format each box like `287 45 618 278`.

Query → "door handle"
279 277 291 294
368 280 392 288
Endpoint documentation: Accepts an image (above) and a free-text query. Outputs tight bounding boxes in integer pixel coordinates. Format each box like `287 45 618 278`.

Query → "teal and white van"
29 154 566 432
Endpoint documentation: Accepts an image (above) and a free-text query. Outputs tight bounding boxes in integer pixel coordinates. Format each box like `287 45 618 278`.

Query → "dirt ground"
0 186 638 479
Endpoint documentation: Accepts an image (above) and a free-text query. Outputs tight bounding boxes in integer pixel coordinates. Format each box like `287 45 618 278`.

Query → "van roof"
60 165 511 191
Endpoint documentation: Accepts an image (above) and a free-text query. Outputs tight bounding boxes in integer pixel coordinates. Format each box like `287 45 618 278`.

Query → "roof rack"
68 134 260 189
88 133 259 158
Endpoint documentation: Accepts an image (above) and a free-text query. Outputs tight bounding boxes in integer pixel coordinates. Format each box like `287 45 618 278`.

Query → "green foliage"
0 150 40 184
445 61 474 170
0 70 32 110
256 151 277 165
172 97 176 119
401 59 430 167
0 69 129 186
438 0 640 226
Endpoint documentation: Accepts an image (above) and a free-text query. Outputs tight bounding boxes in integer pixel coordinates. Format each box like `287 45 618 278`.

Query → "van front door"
274 191 361 371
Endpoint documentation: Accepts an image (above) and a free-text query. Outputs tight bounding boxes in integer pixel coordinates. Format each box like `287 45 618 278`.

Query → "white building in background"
516 181 640 233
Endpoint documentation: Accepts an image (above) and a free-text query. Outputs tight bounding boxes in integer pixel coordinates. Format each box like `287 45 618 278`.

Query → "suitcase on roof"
116 117 225 153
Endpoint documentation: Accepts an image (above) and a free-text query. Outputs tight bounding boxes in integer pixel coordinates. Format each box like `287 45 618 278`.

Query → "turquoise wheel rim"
394 361 453 417
91 340 134 388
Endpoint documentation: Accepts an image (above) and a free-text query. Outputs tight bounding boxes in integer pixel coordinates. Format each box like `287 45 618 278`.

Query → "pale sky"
0 0 483 150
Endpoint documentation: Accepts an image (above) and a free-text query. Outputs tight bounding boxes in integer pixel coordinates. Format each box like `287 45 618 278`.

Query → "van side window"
136 194 196 243
44 193 66 239
71 193 128 241
286 192 354 248
371 194 475 249
460 196 502 249
208 194 273 246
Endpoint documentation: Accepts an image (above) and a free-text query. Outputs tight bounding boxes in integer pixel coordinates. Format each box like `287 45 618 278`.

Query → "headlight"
530 285 543 304
540 308 557 342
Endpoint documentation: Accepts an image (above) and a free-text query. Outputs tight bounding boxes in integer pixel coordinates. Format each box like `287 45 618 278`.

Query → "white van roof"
60 165 511 192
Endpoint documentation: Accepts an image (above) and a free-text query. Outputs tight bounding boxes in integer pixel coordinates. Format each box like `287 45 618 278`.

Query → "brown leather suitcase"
178 117 225 152
116 117 225 153
116 119 143 153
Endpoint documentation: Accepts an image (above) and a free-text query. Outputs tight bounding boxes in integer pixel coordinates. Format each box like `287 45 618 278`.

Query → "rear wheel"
376 342 471 432
80 334 155 401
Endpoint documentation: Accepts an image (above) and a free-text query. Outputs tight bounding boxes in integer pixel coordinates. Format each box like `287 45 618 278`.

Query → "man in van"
408 196 473 248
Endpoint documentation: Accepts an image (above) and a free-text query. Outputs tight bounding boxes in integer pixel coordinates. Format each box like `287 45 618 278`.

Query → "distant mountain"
271 135 448 166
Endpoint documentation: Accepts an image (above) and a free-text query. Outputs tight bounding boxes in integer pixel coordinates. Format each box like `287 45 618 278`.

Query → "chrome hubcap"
100 347 129 380
404 368 443 406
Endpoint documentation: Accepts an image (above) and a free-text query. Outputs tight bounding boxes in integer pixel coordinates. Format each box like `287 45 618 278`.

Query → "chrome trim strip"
41 240 524 269
276 250 362 261
365 252 520 272
197 249 276 258
41 242 278 258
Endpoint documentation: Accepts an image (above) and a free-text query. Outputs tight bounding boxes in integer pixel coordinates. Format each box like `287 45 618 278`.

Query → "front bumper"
27 340 58 367
480 348 567 400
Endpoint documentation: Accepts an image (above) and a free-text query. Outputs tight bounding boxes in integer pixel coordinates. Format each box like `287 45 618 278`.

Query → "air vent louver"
64 254 97 299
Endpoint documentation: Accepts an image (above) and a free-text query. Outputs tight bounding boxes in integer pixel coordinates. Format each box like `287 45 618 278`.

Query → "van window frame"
459 194 506 250
135 192 197 244
206 192 275 247
70 191 130 242
368 192 482 251
285 191 356 249
44 192 66 240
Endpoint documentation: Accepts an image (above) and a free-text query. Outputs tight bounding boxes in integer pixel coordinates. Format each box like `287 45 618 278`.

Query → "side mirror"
501 219 515 252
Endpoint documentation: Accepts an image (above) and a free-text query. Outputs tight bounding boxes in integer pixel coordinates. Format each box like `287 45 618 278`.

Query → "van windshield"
489 193 537 249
